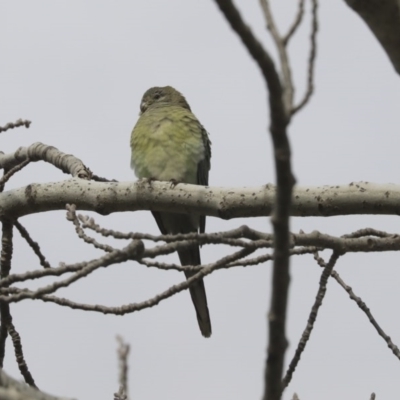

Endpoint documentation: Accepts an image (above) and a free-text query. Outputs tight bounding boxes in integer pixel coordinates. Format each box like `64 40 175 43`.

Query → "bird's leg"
169 178 179 188
138 177 157 188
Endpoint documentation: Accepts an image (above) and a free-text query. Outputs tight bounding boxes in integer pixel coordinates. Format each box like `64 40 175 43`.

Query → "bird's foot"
169 179 179 188
138 177 157 187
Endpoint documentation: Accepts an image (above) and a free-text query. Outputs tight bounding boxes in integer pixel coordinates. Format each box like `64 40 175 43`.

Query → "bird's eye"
154 93 161 100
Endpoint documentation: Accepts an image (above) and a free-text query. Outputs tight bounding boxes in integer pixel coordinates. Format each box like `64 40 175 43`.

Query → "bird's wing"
197 127 211 234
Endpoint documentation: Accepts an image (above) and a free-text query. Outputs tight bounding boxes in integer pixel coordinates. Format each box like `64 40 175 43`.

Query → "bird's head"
139 86 191 114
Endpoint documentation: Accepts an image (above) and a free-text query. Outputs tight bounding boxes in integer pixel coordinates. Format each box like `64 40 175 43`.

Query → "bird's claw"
169 179 179 188
139 177 156 187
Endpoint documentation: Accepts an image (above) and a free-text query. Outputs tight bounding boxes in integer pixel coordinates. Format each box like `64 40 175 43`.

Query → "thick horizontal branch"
1 180 400 220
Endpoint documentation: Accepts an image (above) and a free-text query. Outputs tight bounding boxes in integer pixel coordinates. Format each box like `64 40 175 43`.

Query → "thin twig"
0 245 242 289
0 240 144 303
331 269 400 360
291 0 318 115
8 321 37 387
66 204 115 253
81 215 273 244
1 226 400 294
213 0 286 115
0 119 31 133
0 159 31 192
14 221 51 269
283 0 305 45
116 336 130 399
0 258 109 288
227 246 319 267
80 215 400 253
0 220 13 367
5 248 253 313
91 174 118 182
114 388 128 400
281 251 342 391
260 0 294 113
341 228 392 239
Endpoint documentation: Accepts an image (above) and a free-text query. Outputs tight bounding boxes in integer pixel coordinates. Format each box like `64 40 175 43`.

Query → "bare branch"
226 246 318 268
80 215 272 245
3 226 400 294
0 369 73 400
0 240 144 303
140 245 315 272
260 0 294 112
0 119 31 133
9 321 37 387
282 251 342 391
116 336 130 400
331 269 400 360
66 204 115 253
343 0 400 75
0 221 13 368
213 0 287 124
14 221 51 269
114 388 128 400
0 160 31 192
0 143 91 179
342 228 393 239
283 0 305 45
3 180 400 220
291 0 319 115
5 248 253 313
91 174 117 183
79 214 400 253
0 222 13 278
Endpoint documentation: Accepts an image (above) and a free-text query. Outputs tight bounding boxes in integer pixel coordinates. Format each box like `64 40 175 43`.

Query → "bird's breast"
131 114 204 183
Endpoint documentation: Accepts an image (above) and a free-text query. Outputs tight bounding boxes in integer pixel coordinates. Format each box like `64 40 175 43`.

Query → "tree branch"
0 160 31 192
0 240 144 303
0 221 13 368
116 336 130 400
3 248 253 313
282 251 342 391
283 0 305 46
0 369 72 400
291 0 318 115
330 268 400 360
8 322 37 388
260 0 295 112
0 180 400 220
14 222 51 269
343 0 400 75
0 120 31 134
0 143 91 179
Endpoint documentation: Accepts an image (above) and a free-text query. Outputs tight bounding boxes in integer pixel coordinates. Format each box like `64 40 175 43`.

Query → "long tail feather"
178 245 212 338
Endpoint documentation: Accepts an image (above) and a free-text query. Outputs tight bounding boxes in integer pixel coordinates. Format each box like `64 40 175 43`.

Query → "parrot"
130 86 212 338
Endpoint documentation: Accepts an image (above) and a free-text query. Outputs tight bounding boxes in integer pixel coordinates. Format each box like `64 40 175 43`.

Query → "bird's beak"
140 101 148 115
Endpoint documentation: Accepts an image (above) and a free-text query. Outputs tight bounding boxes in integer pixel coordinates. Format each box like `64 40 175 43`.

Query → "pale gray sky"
2 1 400 399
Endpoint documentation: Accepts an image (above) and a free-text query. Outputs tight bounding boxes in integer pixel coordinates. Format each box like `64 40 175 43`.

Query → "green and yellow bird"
130 86 212 337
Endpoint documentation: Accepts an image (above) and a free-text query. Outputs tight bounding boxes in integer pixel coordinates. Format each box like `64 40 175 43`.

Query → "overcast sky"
2 1 400 399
